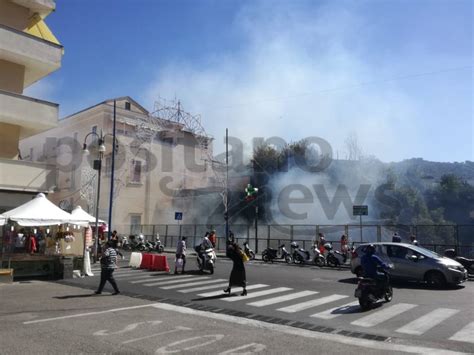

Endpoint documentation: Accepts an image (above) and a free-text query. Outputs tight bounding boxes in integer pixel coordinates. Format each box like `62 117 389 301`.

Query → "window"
130 215 141 235
130 159 142 183
105 156 112 177
73 132 78 153
125 101 131 110
387 245 409 259
71 164 76 189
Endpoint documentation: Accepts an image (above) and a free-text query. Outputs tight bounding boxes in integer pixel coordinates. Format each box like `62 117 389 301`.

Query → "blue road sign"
175 212 183 221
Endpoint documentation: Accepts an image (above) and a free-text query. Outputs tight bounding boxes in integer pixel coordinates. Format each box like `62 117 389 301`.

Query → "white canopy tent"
70 206 105 226
2 193 88 226
0 214 6 226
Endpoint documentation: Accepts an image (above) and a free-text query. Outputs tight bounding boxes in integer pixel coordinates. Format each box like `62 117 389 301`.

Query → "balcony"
0 158 56 193
10 0 56 18
0 89 58 138
0 23 63 87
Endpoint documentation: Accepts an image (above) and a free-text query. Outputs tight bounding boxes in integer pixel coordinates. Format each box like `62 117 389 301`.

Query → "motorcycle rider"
199 232 213 269
361 244 390 288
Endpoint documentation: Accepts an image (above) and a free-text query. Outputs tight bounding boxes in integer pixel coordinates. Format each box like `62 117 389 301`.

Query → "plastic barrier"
129 252 143 268
149 254 170 272
140 253 153 269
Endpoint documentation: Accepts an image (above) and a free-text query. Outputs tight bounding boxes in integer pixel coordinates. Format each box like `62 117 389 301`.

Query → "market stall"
0 193 89 278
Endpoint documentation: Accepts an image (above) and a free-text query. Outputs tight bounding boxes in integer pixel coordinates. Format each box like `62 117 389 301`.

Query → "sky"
26 0 473 163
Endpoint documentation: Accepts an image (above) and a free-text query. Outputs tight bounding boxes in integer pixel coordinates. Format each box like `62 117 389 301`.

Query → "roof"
61 96 149 121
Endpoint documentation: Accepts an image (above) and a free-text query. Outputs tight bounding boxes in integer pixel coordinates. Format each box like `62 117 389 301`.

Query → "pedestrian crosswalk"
89 266 472 344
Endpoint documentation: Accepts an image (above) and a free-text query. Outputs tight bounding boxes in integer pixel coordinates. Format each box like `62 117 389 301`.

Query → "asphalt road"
59 251 474 354
0 281 438 355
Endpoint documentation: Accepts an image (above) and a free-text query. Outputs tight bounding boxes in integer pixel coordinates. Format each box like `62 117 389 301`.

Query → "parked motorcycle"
243 241 255 260
312 245 326 267
324 242 347 267
195 246 217 274
290 242 311 264
154 237 164 253
121 236 131 250
262 244 292 263
444 249 474 276
355 265 393 310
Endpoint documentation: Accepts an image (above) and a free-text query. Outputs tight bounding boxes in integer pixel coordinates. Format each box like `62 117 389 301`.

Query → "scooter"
444 249 474 276
312 245 326 267
290 242 311 264
121 236 131 251
324 242 347 267
355 265 393 310
262 244 292 263
243 242 255 260
154 238 164 253
196 246 217 274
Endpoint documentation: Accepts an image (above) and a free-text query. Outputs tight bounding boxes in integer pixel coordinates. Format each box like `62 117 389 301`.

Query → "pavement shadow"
191 293 233 302
53 294 97 299
338 277 465 291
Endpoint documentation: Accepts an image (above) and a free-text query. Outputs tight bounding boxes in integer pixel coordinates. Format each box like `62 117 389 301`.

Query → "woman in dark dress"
224 242 247 296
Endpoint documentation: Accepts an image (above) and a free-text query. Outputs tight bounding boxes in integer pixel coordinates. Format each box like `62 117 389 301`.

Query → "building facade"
0 0 63 212
21 97 225 235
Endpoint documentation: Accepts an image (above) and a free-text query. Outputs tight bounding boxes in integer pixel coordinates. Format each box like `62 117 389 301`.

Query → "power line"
203 66 472 112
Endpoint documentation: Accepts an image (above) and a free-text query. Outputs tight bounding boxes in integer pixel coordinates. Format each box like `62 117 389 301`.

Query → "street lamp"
83 130 107 263
82 101 118 262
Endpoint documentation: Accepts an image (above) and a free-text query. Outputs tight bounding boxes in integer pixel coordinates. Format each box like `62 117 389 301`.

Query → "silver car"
351 242 468 288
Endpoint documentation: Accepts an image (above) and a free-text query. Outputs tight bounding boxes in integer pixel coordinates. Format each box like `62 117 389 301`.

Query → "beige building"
21 97 224 235
0 0 63 211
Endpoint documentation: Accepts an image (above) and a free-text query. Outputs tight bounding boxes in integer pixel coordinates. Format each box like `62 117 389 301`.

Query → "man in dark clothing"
361 244 389 287
95 241 120 295
392 232 401 243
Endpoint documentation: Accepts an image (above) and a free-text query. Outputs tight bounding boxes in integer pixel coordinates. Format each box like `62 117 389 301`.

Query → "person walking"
110 230 124 260
94 241 120 295
223 242 247 296
175 237 186 274
410 234 419 246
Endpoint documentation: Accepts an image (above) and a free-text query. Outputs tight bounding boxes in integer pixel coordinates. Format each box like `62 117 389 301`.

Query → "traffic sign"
174 212 183 221
353 205 368 216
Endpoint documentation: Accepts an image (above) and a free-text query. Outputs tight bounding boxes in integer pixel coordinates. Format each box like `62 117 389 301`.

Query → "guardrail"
122 223 473 258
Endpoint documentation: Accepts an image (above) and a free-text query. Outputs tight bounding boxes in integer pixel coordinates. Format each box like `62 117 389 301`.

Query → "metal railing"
115 223 474 258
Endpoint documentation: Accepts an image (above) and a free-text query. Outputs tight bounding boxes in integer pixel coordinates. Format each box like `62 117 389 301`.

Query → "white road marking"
396 308 460 335
144 276 210 287
130 274 195 284
311 301 359 319
197 284 268 298
218 343 266 354
449 321 474 344
223 287 292 302
152 303 468 354
178 282 230 293
116 275 153 281
112 271 148 278
247 290 318 307
122 326 191 344
23 304 159 324
351 303 417 328
277 294 349 313
160 279 227 290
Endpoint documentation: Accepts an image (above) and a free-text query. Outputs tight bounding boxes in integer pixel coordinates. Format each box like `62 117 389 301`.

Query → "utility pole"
225 128 229 246
107 100 117 240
